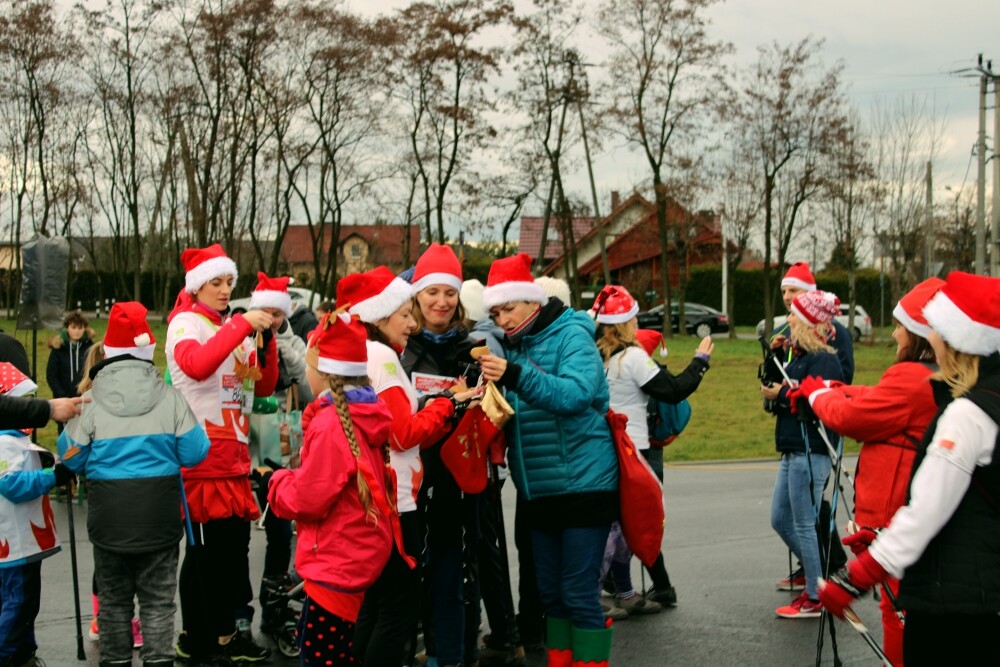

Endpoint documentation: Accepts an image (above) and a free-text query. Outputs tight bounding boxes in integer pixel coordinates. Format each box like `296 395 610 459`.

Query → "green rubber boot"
546 616 573 667
571 624 613 667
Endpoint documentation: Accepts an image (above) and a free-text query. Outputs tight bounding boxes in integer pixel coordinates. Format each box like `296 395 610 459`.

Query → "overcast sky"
348 0 997 221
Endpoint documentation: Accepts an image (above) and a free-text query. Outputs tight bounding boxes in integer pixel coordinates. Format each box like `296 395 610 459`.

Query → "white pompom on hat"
482 253 548 310
249 272 292 317
103 301 157 361
590 285 639 324
309 312 369 377
412 243 463 293
790 290 840 326
461 279 487 323
923 271 1000 356
781 262 817 292
337 266 414 324
892 277 945 339
181 244 238 294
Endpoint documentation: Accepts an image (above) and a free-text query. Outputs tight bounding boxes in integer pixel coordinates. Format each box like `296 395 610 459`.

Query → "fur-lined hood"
48 328 96 350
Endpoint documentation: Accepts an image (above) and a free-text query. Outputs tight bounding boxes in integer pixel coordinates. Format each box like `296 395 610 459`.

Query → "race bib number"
411 372 457 397
221 374 243 411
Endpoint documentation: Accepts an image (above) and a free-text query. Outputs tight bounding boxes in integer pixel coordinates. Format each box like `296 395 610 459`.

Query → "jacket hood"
48 328 95 350
521 302 595 345
89 356 167 418
304 390 392 449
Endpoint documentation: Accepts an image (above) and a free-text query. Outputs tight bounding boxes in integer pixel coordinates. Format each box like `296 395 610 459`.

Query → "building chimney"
610 190 621 211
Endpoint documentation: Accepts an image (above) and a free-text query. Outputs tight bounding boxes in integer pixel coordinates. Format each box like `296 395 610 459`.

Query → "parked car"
755 304 872 342
229 286 327 315
636 302 730 338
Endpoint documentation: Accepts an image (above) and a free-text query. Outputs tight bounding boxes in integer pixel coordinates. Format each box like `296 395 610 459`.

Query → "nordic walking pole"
65 482 86 660
841 606 895 667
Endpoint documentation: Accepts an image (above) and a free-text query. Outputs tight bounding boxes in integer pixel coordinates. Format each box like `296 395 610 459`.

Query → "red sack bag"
440 382 514 494
607 409 664 567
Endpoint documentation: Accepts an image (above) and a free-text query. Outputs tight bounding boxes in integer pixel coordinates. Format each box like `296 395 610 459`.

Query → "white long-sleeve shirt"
870 397 998 578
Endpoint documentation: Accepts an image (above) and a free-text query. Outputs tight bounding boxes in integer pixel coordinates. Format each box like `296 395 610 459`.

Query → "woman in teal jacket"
479 253 618 667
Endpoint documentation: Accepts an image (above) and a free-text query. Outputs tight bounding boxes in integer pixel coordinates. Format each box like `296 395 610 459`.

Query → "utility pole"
925 161 934 278
976 69 987 275
992 61 1000 276
573 69 611 286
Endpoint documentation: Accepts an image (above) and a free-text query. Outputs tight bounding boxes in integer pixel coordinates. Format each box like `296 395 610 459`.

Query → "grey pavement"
34 455 888 666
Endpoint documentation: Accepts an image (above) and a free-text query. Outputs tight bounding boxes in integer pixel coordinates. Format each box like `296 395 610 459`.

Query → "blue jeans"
532 524 611 630
771 452 831 599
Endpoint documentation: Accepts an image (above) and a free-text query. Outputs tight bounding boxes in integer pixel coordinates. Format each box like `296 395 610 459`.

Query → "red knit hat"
635 329 668 359
309 312 369 377
0 361 37 397
923 271 1000 356
781 262 816 292
337 266 414 324
892 277 945 339
412 243 463 293
249 272 292 316
104 301 156 361
482 253 548 310
790 290 840 325
181 244 238 293
591 285 639 324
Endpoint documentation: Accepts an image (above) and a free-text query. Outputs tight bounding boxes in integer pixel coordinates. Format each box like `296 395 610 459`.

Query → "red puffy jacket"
268 394 394 593
810 361 935 528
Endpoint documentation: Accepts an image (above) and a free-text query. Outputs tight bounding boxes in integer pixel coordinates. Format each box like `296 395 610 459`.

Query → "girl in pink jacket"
267 312 398 666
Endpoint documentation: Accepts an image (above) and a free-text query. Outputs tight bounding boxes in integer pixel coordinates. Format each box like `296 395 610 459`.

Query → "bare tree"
718 142 761 337
597 0 731 337
733 37 847 338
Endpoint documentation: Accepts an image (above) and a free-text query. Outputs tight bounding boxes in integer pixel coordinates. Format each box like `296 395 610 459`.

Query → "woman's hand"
696 336 714 358
452 387 480 403
242 310 274 332
478 354 507 383
760 382 782 401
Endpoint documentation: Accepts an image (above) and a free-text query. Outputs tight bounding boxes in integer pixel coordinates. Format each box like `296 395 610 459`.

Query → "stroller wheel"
277 625 300 658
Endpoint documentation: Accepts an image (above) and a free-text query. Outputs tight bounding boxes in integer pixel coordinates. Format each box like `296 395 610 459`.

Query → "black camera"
758 336 785 414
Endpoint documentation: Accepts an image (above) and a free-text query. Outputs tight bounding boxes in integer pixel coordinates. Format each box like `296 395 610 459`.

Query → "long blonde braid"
328 375 378 525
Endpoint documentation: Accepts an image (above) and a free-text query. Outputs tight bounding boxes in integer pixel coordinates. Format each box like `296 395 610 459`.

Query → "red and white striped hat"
892 277 945 339
781 262 816 292
249 273 292 317
104 301 156 361
181 244 238 293
923 271 1000 356
309 312 369 377
590 285 639 324
412 243 463 293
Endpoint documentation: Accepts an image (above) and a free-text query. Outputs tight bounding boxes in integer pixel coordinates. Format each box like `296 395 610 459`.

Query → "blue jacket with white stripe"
58 356 210 553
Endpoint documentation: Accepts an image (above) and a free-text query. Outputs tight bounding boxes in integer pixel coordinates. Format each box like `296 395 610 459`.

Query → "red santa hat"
635 329 668 359
590 285 639 324
181 244 239 293
781 262 817 292
0 362 37 397
892 277 945 339
923 271 1000 356
309 312 369 377
412 243 463 293
248 272 292 316
337 267 414 324
790 290 840 326
482 253 548 310
103 301 156 361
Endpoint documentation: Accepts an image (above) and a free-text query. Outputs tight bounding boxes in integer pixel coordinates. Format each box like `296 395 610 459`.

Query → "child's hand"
52 463 76 489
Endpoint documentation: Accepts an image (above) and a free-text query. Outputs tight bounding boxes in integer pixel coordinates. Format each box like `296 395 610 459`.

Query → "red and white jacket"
809 361 936 528
268 390 395 593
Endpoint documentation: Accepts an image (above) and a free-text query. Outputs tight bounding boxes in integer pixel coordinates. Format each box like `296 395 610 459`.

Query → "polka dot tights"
298 596 356 666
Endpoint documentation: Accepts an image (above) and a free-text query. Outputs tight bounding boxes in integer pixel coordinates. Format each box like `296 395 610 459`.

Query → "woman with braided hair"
265 312 398 666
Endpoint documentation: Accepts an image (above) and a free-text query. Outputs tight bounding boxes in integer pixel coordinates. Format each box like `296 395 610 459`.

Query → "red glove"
842 526 880 556
818 550 888 619
798 375 843 401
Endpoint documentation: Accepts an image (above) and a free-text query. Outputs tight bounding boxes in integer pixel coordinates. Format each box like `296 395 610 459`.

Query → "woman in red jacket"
267 311 399 666
166 245 278 664
790 277 943 666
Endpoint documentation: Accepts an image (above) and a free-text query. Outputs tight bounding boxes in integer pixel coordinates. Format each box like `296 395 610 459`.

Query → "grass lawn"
4 318 898 460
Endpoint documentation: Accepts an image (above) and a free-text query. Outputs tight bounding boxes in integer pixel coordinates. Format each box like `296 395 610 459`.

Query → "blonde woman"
820 271 1000 665
759 290 843 619
266 312 397 666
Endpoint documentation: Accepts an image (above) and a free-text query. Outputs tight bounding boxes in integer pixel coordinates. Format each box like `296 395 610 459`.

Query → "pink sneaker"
776 592 822 618
132 617 144 649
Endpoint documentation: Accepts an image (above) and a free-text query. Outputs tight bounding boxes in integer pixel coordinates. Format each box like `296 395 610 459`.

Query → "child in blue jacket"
0 362 76 667
58 302 210 667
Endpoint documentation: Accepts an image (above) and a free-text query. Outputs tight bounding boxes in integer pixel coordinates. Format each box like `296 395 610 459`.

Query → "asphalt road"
34 455 888 666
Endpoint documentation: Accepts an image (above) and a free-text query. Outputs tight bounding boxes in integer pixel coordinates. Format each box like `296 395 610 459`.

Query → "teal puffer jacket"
504 308 618 500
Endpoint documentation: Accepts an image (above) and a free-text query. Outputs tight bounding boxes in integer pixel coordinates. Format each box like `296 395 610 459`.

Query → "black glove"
249 466 274 491
53 463 77 488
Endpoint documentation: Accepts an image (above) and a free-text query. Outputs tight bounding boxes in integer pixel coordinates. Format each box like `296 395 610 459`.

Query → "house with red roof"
276 224 421 283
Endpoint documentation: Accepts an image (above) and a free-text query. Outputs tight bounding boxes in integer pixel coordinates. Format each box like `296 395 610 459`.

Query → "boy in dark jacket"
46 311 95 399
